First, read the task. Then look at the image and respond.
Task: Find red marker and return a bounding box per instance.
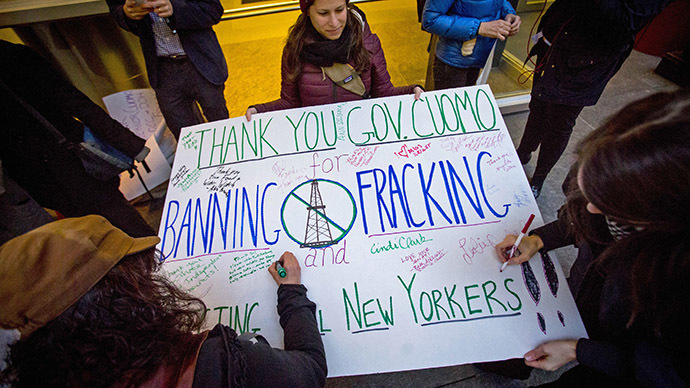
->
[500,214,536,272]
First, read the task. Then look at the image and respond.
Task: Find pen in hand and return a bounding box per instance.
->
[276,261,287,278]
[500,214,535,272]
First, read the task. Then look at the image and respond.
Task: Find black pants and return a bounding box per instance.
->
[155,57,229,139]
[516,97,584,189]
[432,55,481,90]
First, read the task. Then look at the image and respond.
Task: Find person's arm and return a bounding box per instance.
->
[239,253,327,387]
[106,0,148,35]
[422,0,512,41]
[251,47,302,115]
[422,0,480,41]
[525,338,687,387]
[168,0,223,30]
[501,1,520,36]
[18,43,146,158]
[495,206,576,267]
[532,208,576,252]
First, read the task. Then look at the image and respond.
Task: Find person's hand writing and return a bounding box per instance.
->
[495,234,543,267]
[505,14,521,36]
[148,0,173,17]
[123,0,152,20]
[268,251,302,285]
[478,19,511,40]
[524,340,578,371]
[245,106,258,121]
[413,86,423,100]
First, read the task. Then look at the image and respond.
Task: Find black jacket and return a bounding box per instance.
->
[529,0,670,106]
[193,284,327,388]
[533,210,688,387]
[0,40,146,212]
[106,0,228,87]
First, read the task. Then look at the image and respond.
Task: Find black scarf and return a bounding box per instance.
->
[300,21,353,67]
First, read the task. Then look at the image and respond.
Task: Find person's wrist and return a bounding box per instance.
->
[568,339,579,360]
[535,235,544,251]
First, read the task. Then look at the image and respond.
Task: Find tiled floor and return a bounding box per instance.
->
[132,4,679,386]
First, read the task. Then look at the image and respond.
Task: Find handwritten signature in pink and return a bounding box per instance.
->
[458,233,499,265]
[394,142,431,158]
[346,146,379,168]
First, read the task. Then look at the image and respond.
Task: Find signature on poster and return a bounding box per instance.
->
[204,166,241,196]
[400,247,447,272]
[346,146,379,168]
[458,233,499,265]
[171,165,201,192]
[394,142,431,158]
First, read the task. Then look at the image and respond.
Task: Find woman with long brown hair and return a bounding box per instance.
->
[497,89,690,386]
[0,215,326,387]
[246,0,422,120]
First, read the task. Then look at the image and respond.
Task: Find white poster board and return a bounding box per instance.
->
[158,86,587,377]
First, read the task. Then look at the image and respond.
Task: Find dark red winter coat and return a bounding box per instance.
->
[254,10,416,112]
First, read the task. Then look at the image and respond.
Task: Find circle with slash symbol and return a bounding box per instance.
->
[281,178,357,248]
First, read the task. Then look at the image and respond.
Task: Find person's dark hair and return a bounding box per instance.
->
[284,3,370,82]
[1,249,207,388]
[566,89,690,351]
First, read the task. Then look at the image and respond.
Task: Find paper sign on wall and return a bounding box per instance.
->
[158,85,587,377]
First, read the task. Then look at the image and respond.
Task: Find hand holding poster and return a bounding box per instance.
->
[158,85,587,377]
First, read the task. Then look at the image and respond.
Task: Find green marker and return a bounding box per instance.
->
[276,261,287,278]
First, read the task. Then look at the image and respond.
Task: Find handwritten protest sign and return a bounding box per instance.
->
[103,89,164,140]
[159,86,587,377]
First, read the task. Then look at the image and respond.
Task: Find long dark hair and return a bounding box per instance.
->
[566,89,690,348]
[284,3,370,82]
[1,249,207,387]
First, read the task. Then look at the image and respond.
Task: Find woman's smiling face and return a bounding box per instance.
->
[308,0,348,40]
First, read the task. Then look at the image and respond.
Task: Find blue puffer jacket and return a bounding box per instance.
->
[422,0,515,68]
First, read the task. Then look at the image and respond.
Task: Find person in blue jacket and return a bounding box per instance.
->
[422,0,520,90]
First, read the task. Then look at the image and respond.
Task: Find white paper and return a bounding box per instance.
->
[158,86,588,377]
[102,88,165,140]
